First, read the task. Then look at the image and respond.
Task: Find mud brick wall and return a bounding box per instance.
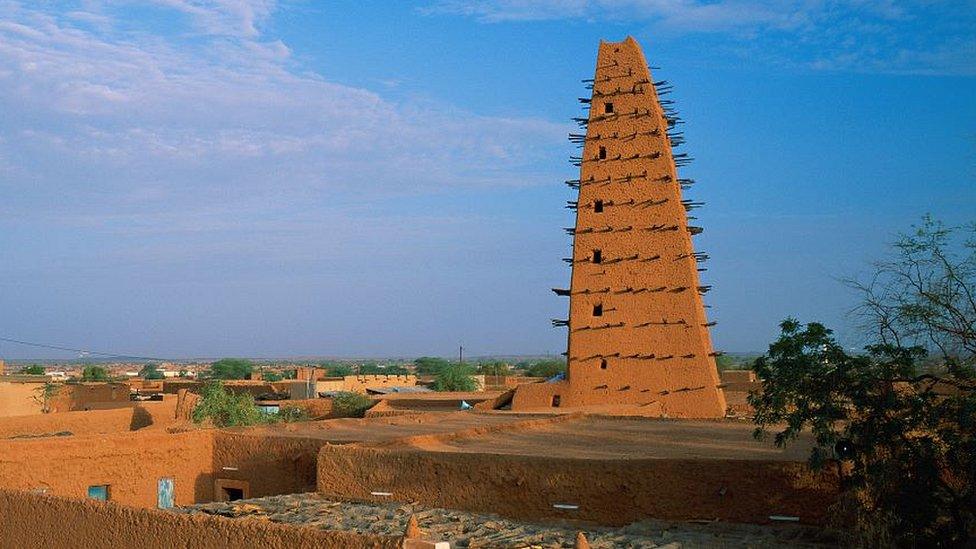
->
[318,445,837,526]
[0,489,400,549]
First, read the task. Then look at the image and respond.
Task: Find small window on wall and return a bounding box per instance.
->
[551,395,561,407]
[600,359,608,370]
[592,249,602,264]
[604,102,614,114]
[87,485,110,501]
[594,199,604,213]
[598,146,607,160]
[593,303,603,317]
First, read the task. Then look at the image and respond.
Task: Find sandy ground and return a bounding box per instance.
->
[177,493,838,548]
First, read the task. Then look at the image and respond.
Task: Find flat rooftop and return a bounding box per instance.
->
[230,412,813,462]
[225,411,525,443]
[390,415,813,461]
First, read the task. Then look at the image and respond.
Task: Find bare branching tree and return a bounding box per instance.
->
[846,216,975,375]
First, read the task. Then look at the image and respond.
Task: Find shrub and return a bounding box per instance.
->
[32,382,61,414]
[191,381,264,427]
[330,391,374,418]
[433,363,477,392]
[524,359,566,379]
[261,370,283,382]
[21,365,45,375]
[276,406,310,423]
[81,365,109,381]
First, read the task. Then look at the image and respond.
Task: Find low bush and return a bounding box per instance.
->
[331,391,374,418]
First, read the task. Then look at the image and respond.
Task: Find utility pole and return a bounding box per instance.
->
[458,345,463,365]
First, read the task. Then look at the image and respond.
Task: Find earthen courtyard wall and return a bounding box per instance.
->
[0,381,42,417]
[0,430,216,507]
[317,445,836,526]
[0,426,341,508]
[0,489,400,549]
[0,398,177,438]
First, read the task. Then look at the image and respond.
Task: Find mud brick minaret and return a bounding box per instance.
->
[512,37,726,417]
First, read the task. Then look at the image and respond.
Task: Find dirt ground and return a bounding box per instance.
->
[178,492,839,548]
[237,411,813,462]
[386,414,813,461]
[231,411,527,443]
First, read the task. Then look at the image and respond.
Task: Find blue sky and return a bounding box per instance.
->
[0,0,974,359]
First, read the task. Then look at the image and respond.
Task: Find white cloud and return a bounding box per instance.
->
[0,0,567,238]
[423,0,976,75]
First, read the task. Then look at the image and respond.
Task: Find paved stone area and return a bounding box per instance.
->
[176,493,838,548]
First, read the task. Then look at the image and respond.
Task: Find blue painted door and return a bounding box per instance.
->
[87,485,108,501]
[157,477,174,509]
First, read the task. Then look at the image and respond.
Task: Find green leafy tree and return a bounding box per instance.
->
[752,218,976,546]
[413,357,450,375]
[208,358,253,380]
[261,370,284,382]
[320,362,353,377]
[81,365,109,382]
[714,354,737,371]
[477,361,511,376]
[433,362,477,392]
[178,369,190,378]
[330,391,374,418]
[191,381,265,427]
[751,319,974,546]
[525,359,566,378]
[21,365,45,375]
[139,363,165,380]
[846,216,975,373]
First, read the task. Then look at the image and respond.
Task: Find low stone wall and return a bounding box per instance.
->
[317,446,837,526]
[0,489,400,548]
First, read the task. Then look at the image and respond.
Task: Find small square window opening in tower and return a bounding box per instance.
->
[593,303,603,317]
[594,199,604,213]
[598,146,607,160]
[600,359,608,369]
[592,249,602,264]
[605,102,614,114]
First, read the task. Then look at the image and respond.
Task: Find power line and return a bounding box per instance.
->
[0,335,170,362]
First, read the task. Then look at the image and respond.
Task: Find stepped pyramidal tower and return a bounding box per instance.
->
[512,37,726,417]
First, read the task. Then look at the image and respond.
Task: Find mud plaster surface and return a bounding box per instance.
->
[512,36,725,417]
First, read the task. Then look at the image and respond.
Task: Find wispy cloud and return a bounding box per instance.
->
[423,0,976,75]
[0,0,566,247]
